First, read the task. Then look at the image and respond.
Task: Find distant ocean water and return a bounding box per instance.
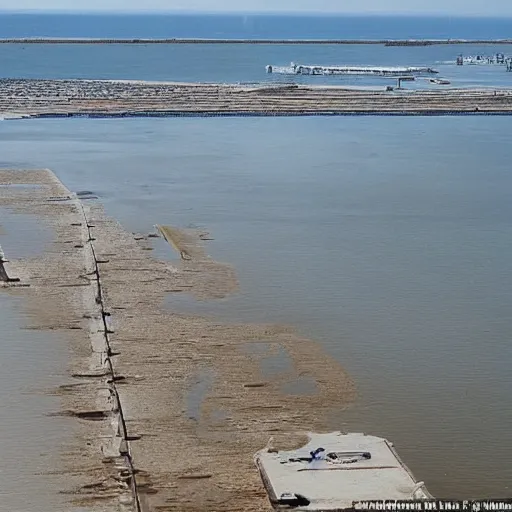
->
[2,115,512,499]
[1,13,512,40]
[1,14,512,88]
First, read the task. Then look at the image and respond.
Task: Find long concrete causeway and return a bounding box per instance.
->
[2,79,512,117]
[2,38,512,45]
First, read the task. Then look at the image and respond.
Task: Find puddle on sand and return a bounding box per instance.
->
[260,345,293,379]
[0,208,53,259]
[186,367,232,427]
[186,368,216,422]
[243,341,273,357]
[244,342,319,396]
[210,408,231,422]
[165,290,241,324]
[281,376,319,397]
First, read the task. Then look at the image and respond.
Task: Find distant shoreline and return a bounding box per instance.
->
[2,79,512,118]
[1,38,512,45]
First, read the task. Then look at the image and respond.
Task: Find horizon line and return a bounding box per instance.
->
[0,9,510,18]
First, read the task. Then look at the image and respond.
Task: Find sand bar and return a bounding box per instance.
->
[0,168,355,511]
[1,79,512,117]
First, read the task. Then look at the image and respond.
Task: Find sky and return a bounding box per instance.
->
[0,0,510,16]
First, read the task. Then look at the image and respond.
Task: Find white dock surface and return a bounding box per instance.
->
[255,432,431,511]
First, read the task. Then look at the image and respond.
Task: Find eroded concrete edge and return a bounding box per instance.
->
[74,194,143,512]
[0,171,141,511]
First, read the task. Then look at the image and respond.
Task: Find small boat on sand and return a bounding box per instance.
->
[255,432,431,511]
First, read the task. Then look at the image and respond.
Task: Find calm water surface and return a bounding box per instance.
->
[1,116,511,498]
[2,11,512,508]
[0,211,77,512]
[2,42,512,89]
[2,13,512,40]
[2,14,512,88]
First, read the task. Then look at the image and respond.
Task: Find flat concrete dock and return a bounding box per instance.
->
[255,432,431,510]
[1,79,512,117]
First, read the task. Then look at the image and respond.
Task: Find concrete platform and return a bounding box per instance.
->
[255,432,431,511]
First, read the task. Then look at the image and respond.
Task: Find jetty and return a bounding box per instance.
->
[1,79,512,117]
[2,37,512,45]
[266,63,438,76]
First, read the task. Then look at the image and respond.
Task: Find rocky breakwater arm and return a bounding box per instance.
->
[2,38,512,45]
[1,79,512,116]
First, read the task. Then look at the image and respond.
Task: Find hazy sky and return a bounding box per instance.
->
[0,0,510,15]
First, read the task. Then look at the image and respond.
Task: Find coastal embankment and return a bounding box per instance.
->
[1,79,512,117]
[1,38,512,45]
[0,168,355,511]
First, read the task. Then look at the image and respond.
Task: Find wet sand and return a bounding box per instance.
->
[1,79,512,118]
[0,169,354,511]
[0,210,80,512]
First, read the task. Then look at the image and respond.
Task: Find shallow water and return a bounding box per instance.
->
[1,41,511,89]
[1,116,512,498]
[0,210,76,512]
[3,14,512,40]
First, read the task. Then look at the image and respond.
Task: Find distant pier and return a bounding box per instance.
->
[1,38,512,45]
[266,63,438,76]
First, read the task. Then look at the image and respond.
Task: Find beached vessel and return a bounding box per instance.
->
[255,432,431,511]
[265,63,438,76]
[430,78,451,85]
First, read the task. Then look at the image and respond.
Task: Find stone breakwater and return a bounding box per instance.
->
[2,79,512,117]
[1,38,512,45]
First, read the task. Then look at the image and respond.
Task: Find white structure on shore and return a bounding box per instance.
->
[266,62,439,76]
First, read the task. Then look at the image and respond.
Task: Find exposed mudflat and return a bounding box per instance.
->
[1,79,512,117]
[0,169,355,511]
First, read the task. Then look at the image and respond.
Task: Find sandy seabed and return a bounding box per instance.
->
[0,168,355,512]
